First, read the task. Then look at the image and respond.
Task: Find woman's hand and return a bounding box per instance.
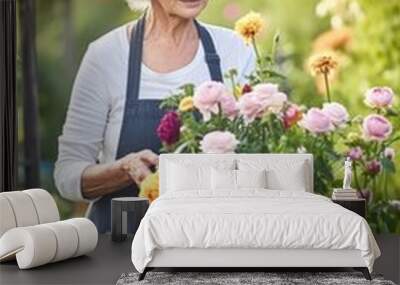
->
[118,150,159,185]
[81,149,158,199]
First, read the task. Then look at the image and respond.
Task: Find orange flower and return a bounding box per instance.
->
[312,27,352,52]
[308,51,338,76]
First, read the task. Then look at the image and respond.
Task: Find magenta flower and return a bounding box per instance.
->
[242,84,253,94]
[364,87,394,109]
[347,147,363,161]
[366,160,381,175]
[362,114,392,141]
[157,112,181,145]
[283,104,303,129]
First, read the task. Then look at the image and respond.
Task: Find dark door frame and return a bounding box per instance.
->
[19,0,40,188]
[0,0,17,192]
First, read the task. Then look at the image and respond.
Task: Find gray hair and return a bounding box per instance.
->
[126,0,151,11]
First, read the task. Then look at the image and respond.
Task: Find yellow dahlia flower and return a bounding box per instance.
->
[234,85,243,98]
[235,11,265,44]
[179,96,194,112]
[139,172,159,203]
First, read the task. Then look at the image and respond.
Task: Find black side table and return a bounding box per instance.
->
[111,197,149,242]
[332,198,366,218]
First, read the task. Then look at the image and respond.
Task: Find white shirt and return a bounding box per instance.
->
[54,22,256,202]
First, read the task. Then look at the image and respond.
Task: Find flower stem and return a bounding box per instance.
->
[251,37,261,64]
[353,163,361,191]
[323,72,332,103]
[271,31,280,65]
[383,171,388,201]
[227,70,237,97]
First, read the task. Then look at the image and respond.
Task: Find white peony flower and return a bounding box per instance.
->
[200,131,239,154]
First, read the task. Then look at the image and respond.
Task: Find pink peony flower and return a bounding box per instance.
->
[253,83,288,114]
[322,102,349,127]
[254,83,279,94]
[200,131,239,154]
[219,93,238,120]
[157,112,181,145]
[238,83,287,123]
[283,104,303,129]
[362,114,392,141]
[364,87,394,109]
[347,146,363,161]
[298,108,334,134]
[193,81,230,121]
[366,160,381,175]
[383,147,395,160]
[237,91,266,123]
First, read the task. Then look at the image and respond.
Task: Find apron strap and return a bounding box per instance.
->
[125,16,145,107]
[194,20,224,83]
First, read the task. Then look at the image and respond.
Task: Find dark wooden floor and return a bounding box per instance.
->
[0,234,398,284]
[373,234,400,284]
[0,234,134,285]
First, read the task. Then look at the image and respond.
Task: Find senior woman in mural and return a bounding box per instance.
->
[55,0,255,233]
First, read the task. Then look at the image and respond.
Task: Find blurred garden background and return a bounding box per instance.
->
[16,0,399,231]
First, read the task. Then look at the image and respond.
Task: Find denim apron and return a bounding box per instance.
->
[89,16,223,233]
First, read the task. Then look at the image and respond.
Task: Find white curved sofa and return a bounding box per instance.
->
[0,189,98,269]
